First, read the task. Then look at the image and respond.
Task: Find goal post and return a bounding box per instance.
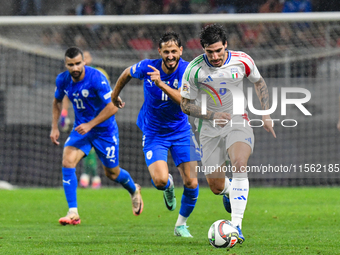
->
[1,13,340,187]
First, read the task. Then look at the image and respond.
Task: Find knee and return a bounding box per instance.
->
[152,177,168,189]
[206,177,225,195]
[62,158,76,168]
[232,158,248,172]
[104,166,119,180]
[209,184,224,195]
[184,178,198,189]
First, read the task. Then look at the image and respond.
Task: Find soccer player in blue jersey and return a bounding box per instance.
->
[111,32,201,237]
[50,47,143,225]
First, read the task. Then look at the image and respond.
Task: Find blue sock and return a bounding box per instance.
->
[151,178,170,191]
[179,184,199,217]
[62,167,78,208]
[115,168,136,194]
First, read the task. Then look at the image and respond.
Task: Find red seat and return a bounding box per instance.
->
[128,38,153,50]
[186,38,201,49]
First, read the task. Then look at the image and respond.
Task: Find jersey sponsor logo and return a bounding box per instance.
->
[104,91,112,100]
[231,68,238,79]
[218,73,224,77]
[82,89,89,97]
[146,150,152,160]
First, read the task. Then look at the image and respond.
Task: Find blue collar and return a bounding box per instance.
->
[203,50,231,67]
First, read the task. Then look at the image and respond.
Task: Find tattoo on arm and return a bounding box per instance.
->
[254,77,269,110]
[181,98,215,120]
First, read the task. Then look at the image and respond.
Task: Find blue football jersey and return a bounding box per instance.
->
[130,58,190,137]
[55,66,117,135]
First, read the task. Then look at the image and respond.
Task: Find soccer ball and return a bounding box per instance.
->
[208,220,239,248]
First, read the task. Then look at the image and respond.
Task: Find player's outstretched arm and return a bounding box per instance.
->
[147,65,182,104]
[254,77,276,138]
[75,102,118,135]
[180,97,231,127]
[112,67,132,109]
[50,98,62,145]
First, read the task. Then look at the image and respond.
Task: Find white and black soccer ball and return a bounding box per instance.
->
[208,219,239,248]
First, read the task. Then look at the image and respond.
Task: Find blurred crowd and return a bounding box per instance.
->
[22,0,340,54]
[13,0,340,16]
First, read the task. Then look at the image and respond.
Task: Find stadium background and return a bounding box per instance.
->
[0,0,339,188]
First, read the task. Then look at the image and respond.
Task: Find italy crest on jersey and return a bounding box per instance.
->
[231,68,238,79]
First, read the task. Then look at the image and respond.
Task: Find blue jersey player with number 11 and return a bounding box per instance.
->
[50,47,143,225]
[112,32,201,237]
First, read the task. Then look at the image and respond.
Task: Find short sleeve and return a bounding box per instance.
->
[130,59,148,80]
[54,74,65,101]
[95,73,112,104]
[180,64,198,100]
[177,61,189,90]
[239,53,261,83]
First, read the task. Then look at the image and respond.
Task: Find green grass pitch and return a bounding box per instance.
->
[1,187,339,254]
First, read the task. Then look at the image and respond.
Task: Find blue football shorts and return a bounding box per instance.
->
[64,129,119,168]
[142,129,201,167]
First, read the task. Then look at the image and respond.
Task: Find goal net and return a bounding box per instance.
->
[0,13,339,187]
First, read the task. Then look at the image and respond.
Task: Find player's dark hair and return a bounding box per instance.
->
[65,47,84,59]
[200,24,227,48]
[158,31,182,48]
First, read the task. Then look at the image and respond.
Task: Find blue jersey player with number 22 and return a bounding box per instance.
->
[50,47,143,226]
[112,32,201,237]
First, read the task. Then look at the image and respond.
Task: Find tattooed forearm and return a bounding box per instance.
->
[254,77,269,110]
[181,97,215,120]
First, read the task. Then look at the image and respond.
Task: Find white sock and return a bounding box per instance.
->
[219,177,230,196]
[230,177,249,228]
[169,178,174,188]
[175,214,188,226]
[69,207,78,214]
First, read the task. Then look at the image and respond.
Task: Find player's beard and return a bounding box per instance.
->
[71,68,83,81]
[163,57,179,71]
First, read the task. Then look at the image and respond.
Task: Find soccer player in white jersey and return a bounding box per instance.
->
[180,24,276,243]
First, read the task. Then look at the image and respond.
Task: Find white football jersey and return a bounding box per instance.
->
[181,50,261,137]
